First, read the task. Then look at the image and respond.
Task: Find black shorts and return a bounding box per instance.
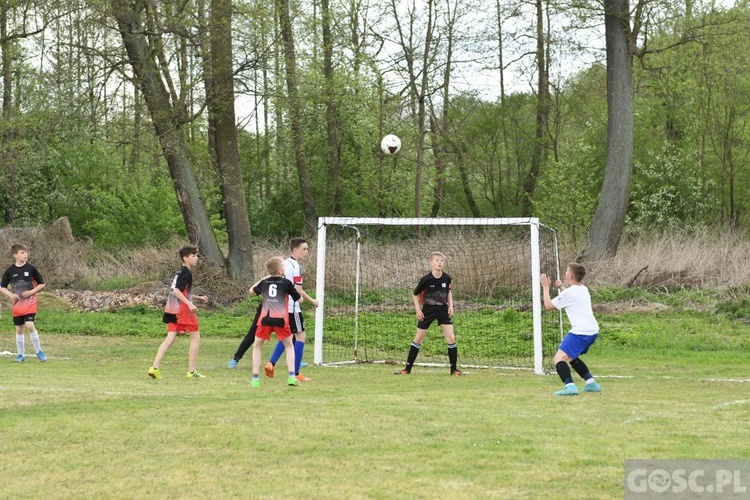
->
[289,312,304,334]
[417,306,451,329]
[13,314,36,326]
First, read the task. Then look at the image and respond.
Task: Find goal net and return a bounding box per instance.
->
[312,217,562,374]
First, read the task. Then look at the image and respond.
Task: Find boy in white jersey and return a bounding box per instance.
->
[541,262,601,396]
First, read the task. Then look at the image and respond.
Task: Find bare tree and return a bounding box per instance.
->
[583,0,636,260]
[521,0,550,216]
[389,0,437,225]
[111,0,225,267]
[321,0,342,215]
[207,0,254,280]
[276,0,317,235]
[1,0,49,224]
[430,0,473,221]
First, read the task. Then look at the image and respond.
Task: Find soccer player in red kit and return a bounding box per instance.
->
[0,244,47,362]
[249,256,301,387]
[148,245,208,380]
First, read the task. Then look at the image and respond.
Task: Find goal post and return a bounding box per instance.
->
[313,217,562,374]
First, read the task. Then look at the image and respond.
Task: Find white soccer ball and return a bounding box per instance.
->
[381,134,401,155]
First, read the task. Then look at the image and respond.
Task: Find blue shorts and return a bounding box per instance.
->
[559,333,598,359]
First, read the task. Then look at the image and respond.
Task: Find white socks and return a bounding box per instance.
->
[30,330,42,352]
[15,331,41,356]
[16,333,25,356]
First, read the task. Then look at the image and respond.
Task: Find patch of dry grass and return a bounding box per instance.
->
[3,220,749,307]
[0,219,276,304]
[579,228,750,290]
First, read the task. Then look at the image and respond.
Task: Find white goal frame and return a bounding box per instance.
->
[313,217,558,375]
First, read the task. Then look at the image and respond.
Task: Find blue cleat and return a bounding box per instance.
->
[227,359,238,369]
[15,354,25,363]
[554,384,579,396]
[582,381,601,393]
[37,350,47,362]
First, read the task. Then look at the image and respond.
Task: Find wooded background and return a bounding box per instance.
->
[1,0,747,280]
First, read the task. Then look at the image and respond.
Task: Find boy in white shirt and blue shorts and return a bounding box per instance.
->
[541,262,601,396]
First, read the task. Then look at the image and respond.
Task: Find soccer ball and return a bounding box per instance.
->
[381,134,401,155]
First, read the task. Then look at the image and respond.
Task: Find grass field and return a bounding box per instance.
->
[2,311,749,498]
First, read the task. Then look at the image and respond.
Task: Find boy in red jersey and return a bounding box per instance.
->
[0,244,47,362]
[249,256,301,388]
[148,245,208,380]
[264,237,318,382]
[228,238,318,378]
[395,251,462,376]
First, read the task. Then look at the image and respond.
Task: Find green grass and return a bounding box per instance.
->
[2,307,750,497]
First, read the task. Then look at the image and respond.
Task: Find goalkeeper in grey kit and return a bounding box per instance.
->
[395,251,462,376]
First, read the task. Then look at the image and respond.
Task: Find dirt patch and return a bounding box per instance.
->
[51,289,167,312]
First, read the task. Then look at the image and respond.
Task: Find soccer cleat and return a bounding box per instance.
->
[295,374,311,382]
[288,376,300,387]
[450,369,463,376]
[36,350,47,362]
[582,381,601,393]
[393,369,410,375]
[250,378,260,388]
[554,384,579,396]
[148,367,162,379]
[264,362,275,379]
[186,371,206,379]
[227,359,238,369]
[15,354,25,363]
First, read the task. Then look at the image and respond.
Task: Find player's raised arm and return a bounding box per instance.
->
[540,274,556,311]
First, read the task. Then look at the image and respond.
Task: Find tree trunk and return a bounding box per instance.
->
[208,0,254,281]
[111,0,225,268]
[1,0,16,224]
[277,0,317,235]
[321,0,342,215]
[429,0,460,225]
[429,113,444,220]
[414,0,434,223]
[583,0,634,261]
[390,0,435,233]
[521,0,549,216]
[457,151,480,217]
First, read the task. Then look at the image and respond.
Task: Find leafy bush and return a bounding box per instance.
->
[45,139,184,248]
[534,140,600,247]
[628,146,714,227]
